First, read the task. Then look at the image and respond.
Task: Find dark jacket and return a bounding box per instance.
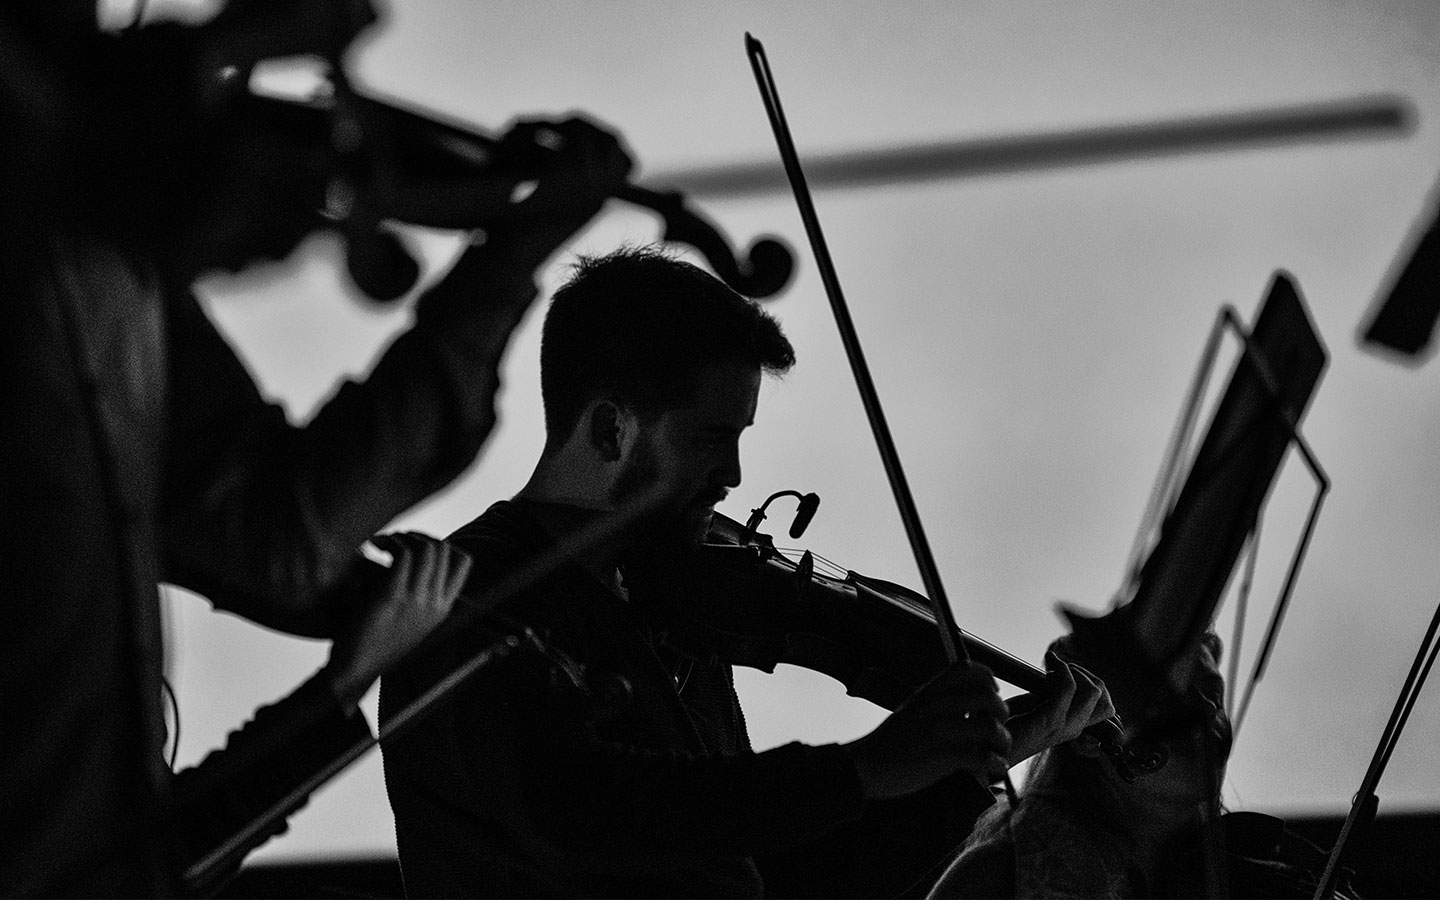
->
[0,221,534,895]
[381,501,994,898]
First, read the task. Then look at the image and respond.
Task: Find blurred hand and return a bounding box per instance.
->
[383,115,634,329]
[325,532,472,708]
[1004,649,1115,765]
[468,115,635,272]
[373,114,634,270]
[842,660,1011,800]
[499,116,634,226]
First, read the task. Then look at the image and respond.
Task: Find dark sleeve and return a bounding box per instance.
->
[160,255,536,635]
[512,649,867,858]
[534,735,866,858]
[168,670,372,895]
[756,770,998,898]
[386,634,867,864]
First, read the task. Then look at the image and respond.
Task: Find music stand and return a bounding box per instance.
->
[1120,271,1329,704]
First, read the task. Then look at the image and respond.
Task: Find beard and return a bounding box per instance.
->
[610,436,725,553]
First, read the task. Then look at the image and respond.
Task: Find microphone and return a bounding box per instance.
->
[742,490,821,541]
[789,492,820,539]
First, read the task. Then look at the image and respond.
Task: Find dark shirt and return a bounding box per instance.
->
[381,501,994,898]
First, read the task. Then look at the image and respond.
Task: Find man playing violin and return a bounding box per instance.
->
[381,246,1114,898]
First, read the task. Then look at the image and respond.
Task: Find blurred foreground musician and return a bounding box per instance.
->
[381,248,1114,898]
[0,2,628,893]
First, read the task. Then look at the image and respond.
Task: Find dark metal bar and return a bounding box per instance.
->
[654,95,1412,197]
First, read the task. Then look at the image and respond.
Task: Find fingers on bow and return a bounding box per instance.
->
[369,532,472,614]
[1043,650,1116,731]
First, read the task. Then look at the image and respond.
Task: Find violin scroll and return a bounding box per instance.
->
[621,185,795,299]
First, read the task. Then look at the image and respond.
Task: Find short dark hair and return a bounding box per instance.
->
[540,246,795,443]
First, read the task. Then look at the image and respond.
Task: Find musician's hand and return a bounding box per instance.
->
[324,532,471,709]
[1003,649,1115,764]
[479,115,635,269]
[842,660,1011,800]
[412,116,634,334]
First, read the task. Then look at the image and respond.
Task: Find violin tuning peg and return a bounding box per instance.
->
[792,550,815,597]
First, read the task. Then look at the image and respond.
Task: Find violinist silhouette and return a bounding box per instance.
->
[930,622,1233,899]
[0,1,631,893]
[379,247,1114,899]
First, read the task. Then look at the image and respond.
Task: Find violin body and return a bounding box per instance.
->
[633,516,941,711]
[246,90,795,301]
[629,511,1064,712]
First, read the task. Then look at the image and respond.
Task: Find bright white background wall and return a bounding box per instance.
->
[154,1,1440,862]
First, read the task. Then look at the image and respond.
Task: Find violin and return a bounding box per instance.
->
[625,506,1136,765]
[182,0,794,302]
[246,89,795,302]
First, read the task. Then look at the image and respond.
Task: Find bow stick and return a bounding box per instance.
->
[745,35,1033,807]
[745,33,969,670]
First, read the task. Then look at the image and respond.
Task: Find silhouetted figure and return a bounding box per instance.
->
[0,2,629,893]
[929,622,1232,898]
[380,248,1113,898]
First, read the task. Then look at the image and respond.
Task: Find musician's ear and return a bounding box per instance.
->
[586,398,640,463]
[587,399,623,461]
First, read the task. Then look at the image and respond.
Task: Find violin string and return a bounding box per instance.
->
[776,546,846,578]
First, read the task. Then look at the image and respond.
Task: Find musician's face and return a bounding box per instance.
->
[611,360,761,549]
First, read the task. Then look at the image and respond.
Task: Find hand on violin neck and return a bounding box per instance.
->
[369,116,634,311]
[841,659,1011,801]
[1003,649,1117,765]
[413,118,631,338]
[449,117,634,270]
[505,116,633,253]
